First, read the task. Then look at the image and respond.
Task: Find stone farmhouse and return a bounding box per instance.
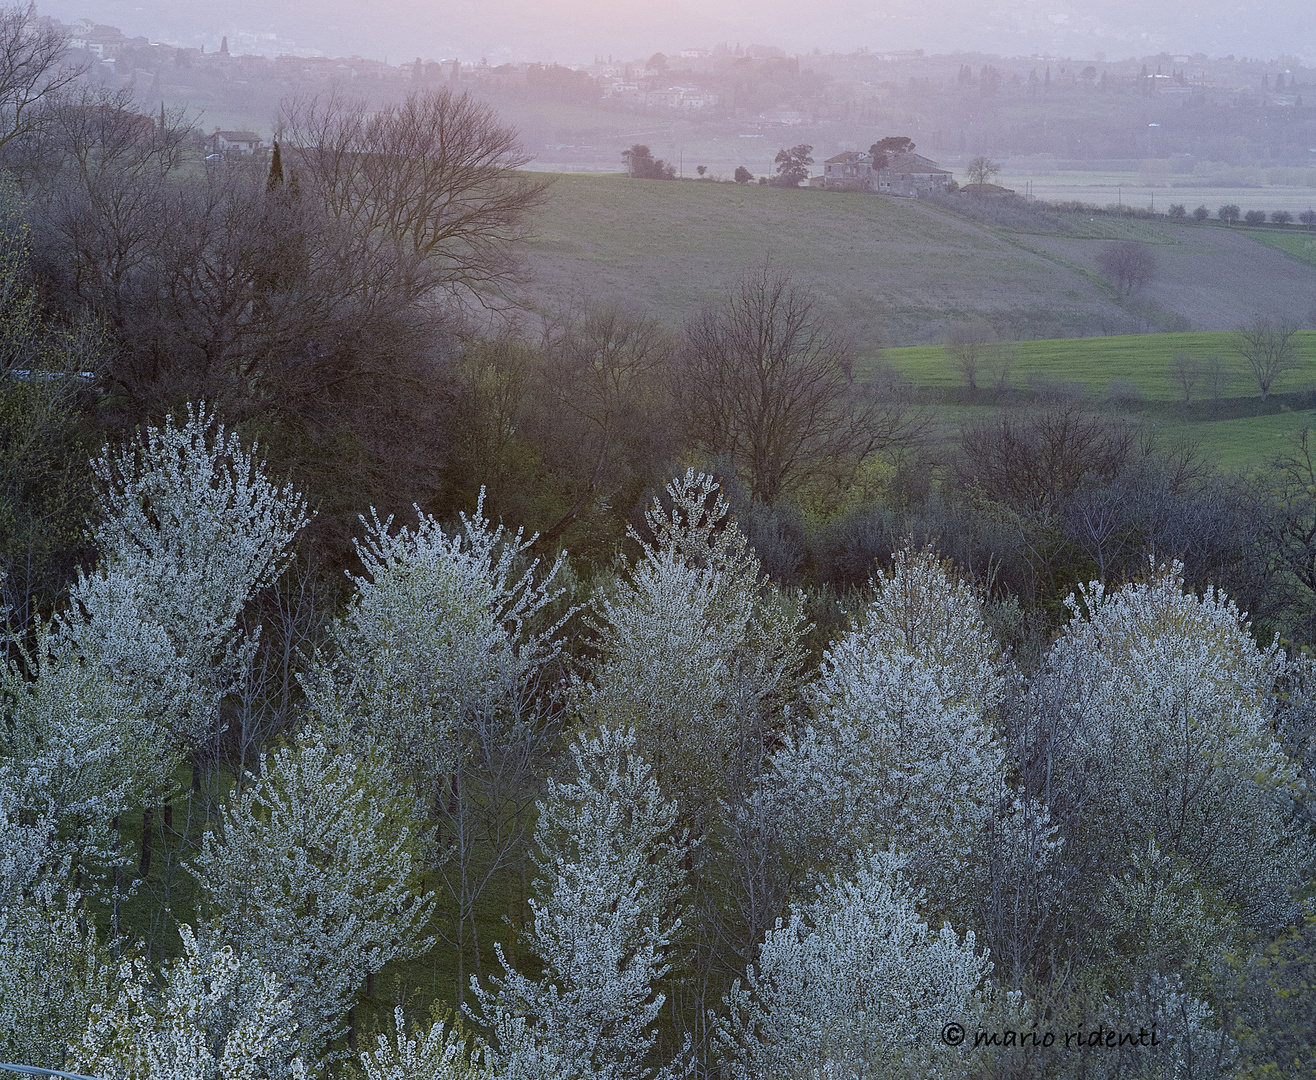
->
[207,130,263,158]
[817,150,953,195]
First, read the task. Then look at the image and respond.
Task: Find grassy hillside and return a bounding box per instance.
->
[1246,228,1316,269]
[515,173,1316,345]
[516,173,1121,344]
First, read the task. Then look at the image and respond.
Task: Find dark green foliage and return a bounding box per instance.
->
[624,144,676,180]
[770,143,813,187]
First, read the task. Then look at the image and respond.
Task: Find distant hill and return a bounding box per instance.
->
[514,174,1316,347]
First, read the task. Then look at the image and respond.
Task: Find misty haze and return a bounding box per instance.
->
[2,2,1316,1080]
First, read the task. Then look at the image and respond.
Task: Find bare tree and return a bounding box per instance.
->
[1096,240,1157,299]
[531,303,676,544]
[965,155,1001,188]
[956,401,1135,519]
[1202,353,1231,404]
[0,3,83,155]
[1168,351,1199,404]
[280,88,552,303]
[677,265,923,504]
[1233,315,1302,400]
[946,317,1007,392]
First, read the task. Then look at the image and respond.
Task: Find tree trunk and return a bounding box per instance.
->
[139,805,155,877]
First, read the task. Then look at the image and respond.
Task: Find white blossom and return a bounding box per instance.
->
[72,924,301,1080]
[0,764,117,1066]
[1046,562,1307,928]
[717,849,991,1080]
[303,492,569,787]
[76,402,309,752]
[357,1007,492,1080]
[765,546,1007,908]
[472,727,689,1080]
[577,470,805,814]
[4,404,309,837]
[192,728,434,1064]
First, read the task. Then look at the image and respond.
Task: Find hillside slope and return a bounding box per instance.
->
[514,174,1316,345]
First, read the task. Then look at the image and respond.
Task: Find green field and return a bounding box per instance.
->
[880,331,1316,399]
[1245,227,1316,269]
[878,331,1316,468]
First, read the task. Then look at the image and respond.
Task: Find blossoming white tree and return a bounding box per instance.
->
[303,493,569,793]
[472,727,689,1080]
[358,1007,492,1080]
[5,404,310,854]
[0,761,118,1066]
[193,728,434,1064]
[1045,562,1307,929]
[72,925,302,1080]
[765,547,1009,911]
[577,470,805,821]
[717,850,991,1080]
[80,402,310,763]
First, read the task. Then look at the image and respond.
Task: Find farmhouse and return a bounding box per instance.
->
[208,130,262,157]
[821,150,953,195]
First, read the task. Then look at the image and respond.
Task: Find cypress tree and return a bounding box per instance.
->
[266,140,284,192]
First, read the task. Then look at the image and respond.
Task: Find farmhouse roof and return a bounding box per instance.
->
[825,150,868,164]
[886,152,950,173]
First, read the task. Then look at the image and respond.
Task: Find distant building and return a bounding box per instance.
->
[208,129,262,157]
[959,182,1017,197]
[821,149,953,195]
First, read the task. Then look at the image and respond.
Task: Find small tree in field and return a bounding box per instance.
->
[733,165,752,184]
[1168,351,1200,404]
[771,144,813,187]
[1193,205,1210,222]
[1300,209,1316,228]
[1272,210,1293,224]
[1233,315,1302,400]
[965,156,1001,188]
[946,318,1006,392]
[1219,204,1241,224]
[1096,240,1157,299]
[623,144,675,180]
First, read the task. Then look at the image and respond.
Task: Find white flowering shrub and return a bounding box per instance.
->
[76,403,310,754]
[766,547,1008,909]
[193,728,434,1064]
[0,765,118,1066]
[304,493,569,788]
[358,1006,492,1080]
[717,849,991,1080]
[472,727,689,1080]
[577,470,805,815]
[0,894,119,1067]
[1047,562,1307,929]
[72,924,301,1080]
[4,405,309,839]
[842,544,1007,711]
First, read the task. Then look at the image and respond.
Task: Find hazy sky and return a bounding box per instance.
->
[40,0,1315,62]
